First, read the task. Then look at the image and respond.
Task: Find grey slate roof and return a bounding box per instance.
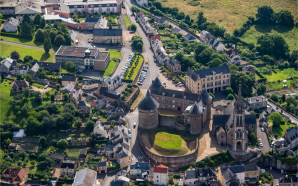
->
[62,75,76,82]
[105,143,114,151]
[20,65,29,71]
[85,17,100,23]
[187,65,230,80]
[197,168,216,177]
[185,169,197,180]
[138,90,159,111]
[61,160,75,169]
[99,161,107,167]
[2,60,11,69]
[93,26,122,37]
[244,164,258,171]
[117,147,129,158]
[82,78,101,85]
[171,27,181,33]
[201,89,212,101]
[50,154,66,158]
[183,33,196,41]
[245,115,257,125]
[286,127,298,142]
[221,165,245,174]
[213,115,230,126]
[36,62,61,70]
[4,17,19,27]
[78,100,90,107]
[130,162,150,170]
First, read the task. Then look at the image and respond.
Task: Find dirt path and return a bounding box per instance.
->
[32,86,52,93]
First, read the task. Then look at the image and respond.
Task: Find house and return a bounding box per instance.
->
[226,49,241,64]
[23,180,50,186]
[93,120,108,138]
[97,147,105,155]
[49,154,66,163]
[153,163,168,185]
[171,27,181,34]
[136,0,147,7]
[110,180,130,186]
[155,47,169,66]
[28,62,61,78]
[184,169,197,186]
[244,164,261,184]
[278,177,298,186]
[2,168,28,184]
[130,162,150,178]
[93,24,123,44]
[186,65,231,94]
[242,65,256,75]
[11,64,20,76]
[90,98,108,110]
[284,127,298,150]
[197,168,217,185]
[62,75,77,87]
[135,12,158,36]
[167,57,181,75]
[99,87,121,99]
[13,129,26,140]
[3,17,19,32]
[81,17,100,30]
[82,79,101,90]
[108,107,124,119]
[78,101,91,114]
[19,65,29,75]
[218,165,245,184]
[104,143,115,157]
[245,96,267,111]
[79,149,87,162]
[102,75,121,91]
[61,160,76,177]
[11,80,30,92]
[109,125,129,146]
[98,161,108,174]
[72,168,99,186]
[115,147,129,169]
[200,30,225,52]
[183,33,197,43]
[0,59,12,74]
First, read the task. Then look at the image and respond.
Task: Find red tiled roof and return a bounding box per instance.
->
[151,36,161,40]
[13,168,28,182]
[2,168,21,177]
[153,164,168,173]
[90,100,96,107]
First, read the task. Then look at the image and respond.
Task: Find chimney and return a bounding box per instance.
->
[285,132,287,137]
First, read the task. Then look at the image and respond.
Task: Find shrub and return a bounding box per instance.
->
[227,94,235,100]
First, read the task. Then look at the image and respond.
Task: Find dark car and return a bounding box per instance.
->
[77,70,82,74]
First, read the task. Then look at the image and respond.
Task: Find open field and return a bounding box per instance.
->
[241,25,297,51]
[0,43,55,62]
[154,132,183,149]
[157,0,297,31]
[263,68,297,82]
[0,79,13,123]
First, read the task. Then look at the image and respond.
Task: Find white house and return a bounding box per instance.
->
[3,17,19,33]
[153,163,168,185]
[13,129,26,140]
[19,65,29,75]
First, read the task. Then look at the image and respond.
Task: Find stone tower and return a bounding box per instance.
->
[138,90,159,130]
[201,89,212,120]
[188,102,203,135]
[231,85,248,152]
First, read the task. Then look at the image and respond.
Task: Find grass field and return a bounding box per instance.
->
[124,16,131,29]
[241,25,297,51]
[157,0,297,31]
[103,50,122,77]
[0,79,13,123]
[154,132,183,149]
[32,83,45,89]
[263,68,297,82]
[103,60,117,77]
[272,124,295,138]
[0,43,55,62]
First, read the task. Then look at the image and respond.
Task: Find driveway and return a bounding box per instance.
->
[256,122,271,153]
[32,86,52,93]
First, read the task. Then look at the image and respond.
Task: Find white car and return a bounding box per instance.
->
[129,134,132,139]
[128,129,131,134]
[259,138,262,142]
[133,122,136,128]
[261,127,265,132]
[259,143,263,147]
[44,85,48,89]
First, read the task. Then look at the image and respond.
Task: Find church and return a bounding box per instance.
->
[212,85,259,160]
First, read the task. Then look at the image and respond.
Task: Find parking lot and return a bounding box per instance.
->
[137,63,149,86]
[158,69,185,91]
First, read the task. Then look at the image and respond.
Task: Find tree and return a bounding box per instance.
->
[74,118,82,128]
[34,29,44,42]
[10,51,20,60]
[50,29,58,43]
[86,120,95,132]
[33,13,42,25]
[256,83,266,95]
[39,136,47,148]
[130,24,137,32]
[198,48,214,65]
[16,74,22,80]
[230,71,255,97]
[224,86,233,95]
[21,22,33,37]
[248,131,257,146]
[286,156,297,166]
[57,139,68,149]
[256,6,275,24]
[207,58,223,68]
[20,118,27,128]
[39,17,46,29]
[63,93,70,102]
[64,61,76,72]
[132,36,143,50]
[227,94,235,100]
[197,12,207,26]
[22,14,32,25]
[269,112,283,128]
[23,74,33,85]
[224,31,233,40]
[168,177,174,186]
[56,84,61,90]
[72,13,79,22]
[276,10,294,26]
[208,160,215,167]
[41,117,55,134]
[54,34,66,46]
[23,87,30,98]
[26,116,40,136]
[44,36,51,53]
[197,161,205,168]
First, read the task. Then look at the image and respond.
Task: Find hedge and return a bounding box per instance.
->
[122,79,133,83]
[255,69,264,78]
[258,78,267,83]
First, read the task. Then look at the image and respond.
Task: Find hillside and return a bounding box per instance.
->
[157,0,297,31]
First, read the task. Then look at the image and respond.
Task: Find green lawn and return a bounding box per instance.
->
[0,43,55,62]
[67,148,83,159]
[272,124,295,138]
[0,79,13,123]
[79,18,86,22]
[124,16,131,29]
[241,25,297,51]
[154,132,183,149]
[263,68,297,82]
[108,49,122,59]
[103,50,122,77]
[124,55,143,81]
[32,83,45,89]
[103,60,117,77]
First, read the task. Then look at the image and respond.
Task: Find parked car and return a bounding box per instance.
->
[259,138,262,142]
[133,122,136,128]
[129,134,132,139]
[44,85,48,89]
[128,129,131,134]
[261,127,265,132]
[260,143,263,147]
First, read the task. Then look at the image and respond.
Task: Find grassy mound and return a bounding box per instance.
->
[155,132,183,149]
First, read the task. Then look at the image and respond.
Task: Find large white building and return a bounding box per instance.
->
[153,164,168,185]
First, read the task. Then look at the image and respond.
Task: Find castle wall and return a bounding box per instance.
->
[138,109,159,130]
[159,116,187,133]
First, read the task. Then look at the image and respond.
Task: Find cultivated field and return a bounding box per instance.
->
[157,0,297,31]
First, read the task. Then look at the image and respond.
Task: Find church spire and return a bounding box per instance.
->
[235,84,245,114]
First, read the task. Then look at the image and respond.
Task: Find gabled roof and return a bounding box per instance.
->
[153,164,168,174]
[117,147,129,158]
[2,60,11,69]
[82,78,101,85]
[61,160,75,169]
[213,115,230,126]
[188,65,230,79]
[85,17,100,23]
[4,17,19,27]
[78,100,90,107]
[245,115,257,125]
[183,33,196,41]
[197,168,216,177]
[244,164,259,171]
[130,162,150,170]
[11,80,29,89]
[20,65,29,71]
[36,62,61,70]
[221,165,245,174]
[79,149,87,155]
[285,127,298,142]
[99,161,107,167]
[73,168,97,186]
[61,75,76,82]
[12,168,28,182]
[171,27,181,33]
[138,90,159,111]
[50,154,66,158]
[93,27,122,37]
[185,169,197,180]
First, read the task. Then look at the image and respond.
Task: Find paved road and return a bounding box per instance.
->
[256,124,271,153]
[268,101,298,124]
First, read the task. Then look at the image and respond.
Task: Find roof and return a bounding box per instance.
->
[85,17,100,23]
[2,60,11,69]
[138,90,159,111]
[93,26,122,37]
[99,161,107,167]
[79,149,87,155]
[285,127,298,142]
[222,168,239,185]
[62,82,75,92]
[20,65,29,71]
[61,160,75,169]
[197,168,216,177]
[187,65,230,79]
[244,164,259,171]
[36,62,61,70]
[246,95,266,104]
[279,177,298,183]
[24,180,49,185]
[4,17,19,27]
[153,164,168,174]
[221,165,245,174]
[185,169,196,180]
[168,57,180,67]
[213,115,230,126]
[171,27,181,33]
[73,168,97,186]
[130,162,150,170]
[245,115,257,125]
[61,75,76,82]
[13,129,25,138]
[56,45,99,58]
[50,154,66,158]
[110,180,129,186]
[183,33,196,41]
[78,100,91,107]
[151,35,161,40]
[82,79,101,85]
[201,89,212,101]
[117,147,129,158]
[105,143,115,151]
[13,168,28,182]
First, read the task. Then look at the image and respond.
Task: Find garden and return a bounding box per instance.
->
[123,53,143,82]
[121,84,135,101]
[102,49,122,77]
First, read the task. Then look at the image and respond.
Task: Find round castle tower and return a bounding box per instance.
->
[201,89,212,120]
[138,90,159,130]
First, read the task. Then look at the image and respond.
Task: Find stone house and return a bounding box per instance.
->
[200,30,225,52]
[78,101,91,114]
[242,65,256,75]
[167,57,181,75]
[183,33,197,43]
[153,163,168,185]
[93,24,123,44]
[73,168,98,186]
[98,162,108,174]
[93,120,108,138]
[0,60,12,74]
[278,177,298,186]
[218,167,241,186]
[3,17,19,32]
[245,95,267,111]
[19,65,29,75]
[90,98,108,110]
[218,165,246,184]
[49,154,66,163]
[82,79,102,90]
[13,129,26,140]
[102,75,121,91]
[108,107,124,119]
[79,149,87,162]
[60,160,76,177]
[284,127,298,150]
[61,75,77,87]
[135,12,157,36]
[11,80,29,92]
[130,162,150,178]
[226,49,241,64]
[2,168,28,184]
[81,17,101,30]
[186,65,231,94]
[115,147,129,169]
[244,164,261,184]
[197,168,217,185]
[28,62,61,78]
[184,169,197,186]
[11,64,20,76]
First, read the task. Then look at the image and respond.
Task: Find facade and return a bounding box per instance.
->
[0,60,12,73]
[29,62,61,78]
[19,65,29,75]
[244,164,261,184]
[245,95,267,111]
[55,46,110,70]
[153,163,168,185]
[98,162,107,174]
[72,168,98,186]
[11,80,29,92]
[93,24,123,44]
[82,79,101,90]
[279,177,298,186]
[115,147,129,168]
[135,12,157,36]
[186,65,231,94]
[197,168,217,185]
[200,30,225,52]
[61,75,77,87]
[61,160,76,177]
[3,17,19,32]
[167,57,181,75]
[78,101,91,114]
[102,75,121,91]
[130,162,150,178]
[81,17,107,30]
[285,127,298,150]
[63,0,121,14]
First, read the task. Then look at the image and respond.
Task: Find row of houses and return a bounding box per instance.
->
[135,12,158,36]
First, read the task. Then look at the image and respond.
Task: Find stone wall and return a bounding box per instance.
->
[139,109,159,130]
[138,130,199,171]
[159,116,187,133]
[118,86,140,111]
